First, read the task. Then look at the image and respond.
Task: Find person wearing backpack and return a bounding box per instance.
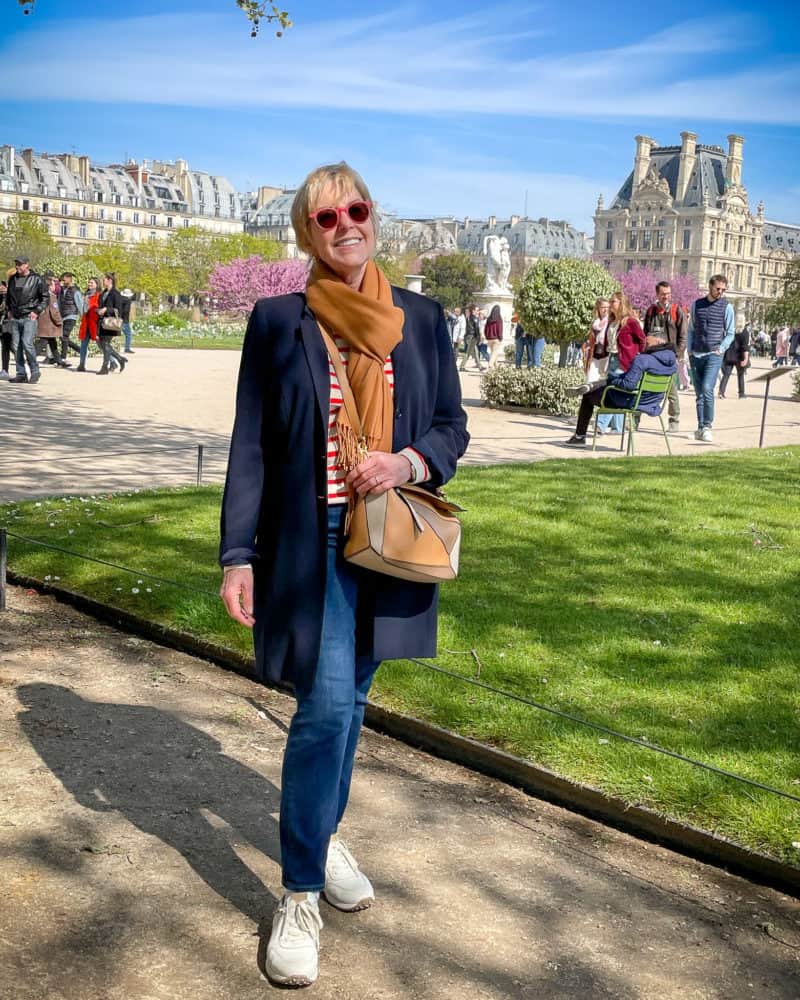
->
[643,280,687,433]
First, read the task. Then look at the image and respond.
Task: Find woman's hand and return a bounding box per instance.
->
[346,451,412,498]
[219,567,256,628]
[97,307,106,316]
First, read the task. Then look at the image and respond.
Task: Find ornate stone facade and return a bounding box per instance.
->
[593,132,797,321]
[0,145,243,252]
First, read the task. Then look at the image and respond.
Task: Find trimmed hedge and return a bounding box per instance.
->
[481,363,585,415]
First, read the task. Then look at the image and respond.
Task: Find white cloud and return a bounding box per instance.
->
[1,9,799,125]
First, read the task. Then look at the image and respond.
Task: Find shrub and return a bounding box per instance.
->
[793,370,800,402]
[481,363,584,415]
[145,312,190,330]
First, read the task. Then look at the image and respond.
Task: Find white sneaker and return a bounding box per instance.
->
[324,837,375,912]
[265,892,323,988]
[701,427,713,443]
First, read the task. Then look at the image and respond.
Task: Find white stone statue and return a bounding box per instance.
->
[483,235,512,294]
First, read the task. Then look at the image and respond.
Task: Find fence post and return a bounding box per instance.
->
[196,444,204,486]
[0,528,7,612]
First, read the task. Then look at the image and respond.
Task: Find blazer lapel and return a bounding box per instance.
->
[299,310,330,433]
[390,287,411,449]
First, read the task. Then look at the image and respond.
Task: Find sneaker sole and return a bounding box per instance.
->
[265,968,317,988]
[322,891,373,912]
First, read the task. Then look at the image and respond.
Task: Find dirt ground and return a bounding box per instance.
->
[1,586,799,1000]
[0,350,798,501]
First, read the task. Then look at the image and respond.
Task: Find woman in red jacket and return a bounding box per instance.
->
[77,276,100,372]
[484,303,504,368]
[596,291,645,434]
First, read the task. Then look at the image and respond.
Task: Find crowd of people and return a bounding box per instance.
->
[444,305,547,372]
[0,257,135,383]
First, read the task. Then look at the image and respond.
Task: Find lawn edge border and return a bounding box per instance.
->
[8,571,799,900]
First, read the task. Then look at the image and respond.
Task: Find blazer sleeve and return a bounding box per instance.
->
[219,304,271,566]
[406,306,469,488]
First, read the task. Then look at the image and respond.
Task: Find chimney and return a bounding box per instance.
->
[510,214,520,226]
[633,135,656,187]
[22,147,34,171]
[675,130,697,203]
[488,215,496,228]
[124,162,143,192]
[256,185,281,209]
[726,134,744,187]
[463,216,470,229]
[78,155,90,188]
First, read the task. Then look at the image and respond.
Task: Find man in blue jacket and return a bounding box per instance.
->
[565,328,676,445]
[687,274,735,443]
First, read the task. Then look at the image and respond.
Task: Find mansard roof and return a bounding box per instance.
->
[611,144,729,210]
[457,217,590,259]
[762,220,800,255]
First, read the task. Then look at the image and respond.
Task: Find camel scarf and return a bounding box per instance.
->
[306,259,404,471]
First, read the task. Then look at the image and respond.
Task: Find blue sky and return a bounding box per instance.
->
[1,0,798,233]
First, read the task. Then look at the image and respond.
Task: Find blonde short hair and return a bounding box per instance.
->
[291,161,377,257]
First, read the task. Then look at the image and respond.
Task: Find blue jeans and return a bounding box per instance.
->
[515,336,533,368]
[9,317,39,377]
[122,322,133,352]
[690,352,723,428]
[596,356,623,432]
[280,504,380,892]
[532,336,545,368]
[79,337,91,367]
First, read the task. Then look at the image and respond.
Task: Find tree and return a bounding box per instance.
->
[419,253,483,311]
[208,257,308,313]
[0,213,57,271]
[37,252,96,288]
[765,258,800,329]
[516,258,617,367]
[375,250,416,288]
[614,266,703,313]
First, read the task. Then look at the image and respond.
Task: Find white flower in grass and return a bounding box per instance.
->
[35,502,41,507]
[53,576,60,581]
[137,579,143,584]
[115,587,123,592]
[146,588,152,593]
[131,588,140,594]
[44,575,52,581]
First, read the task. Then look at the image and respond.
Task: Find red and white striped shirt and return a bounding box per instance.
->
[327,334,395,504]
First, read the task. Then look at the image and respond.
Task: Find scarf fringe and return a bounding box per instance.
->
[336,422,381,473]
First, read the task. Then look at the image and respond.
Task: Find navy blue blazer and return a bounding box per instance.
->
[219,287,469,686]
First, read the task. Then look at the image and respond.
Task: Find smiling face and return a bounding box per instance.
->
[307,182,376,288]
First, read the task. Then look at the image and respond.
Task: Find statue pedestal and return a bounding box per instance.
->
[475,289,515,340]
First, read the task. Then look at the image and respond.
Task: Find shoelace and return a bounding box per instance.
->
[277,895,323,944]
[327,839,360,879]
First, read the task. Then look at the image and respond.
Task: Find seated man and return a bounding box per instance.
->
[565,329,676,445]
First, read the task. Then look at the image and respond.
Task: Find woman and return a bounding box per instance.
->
[484,303,504,368]
[718,326,750,399]
[582,298,609,383]
[96,273,127,375]
[77,277,100,372]
[0,280,12,379]
[596,291,645,435]
[37,275,67,368]
[219,162,468,989]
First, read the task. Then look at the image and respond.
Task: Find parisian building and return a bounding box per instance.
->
[0,145,243,252]
[593,132,797,320]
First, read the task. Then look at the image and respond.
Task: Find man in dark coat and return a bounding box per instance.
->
[6,256,47,383]
[565,328,676,445]
[719,325,750,398]
[643,280,687,432]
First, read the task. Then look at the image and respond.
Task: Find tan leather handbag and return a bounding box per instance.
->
[320,327,463,584]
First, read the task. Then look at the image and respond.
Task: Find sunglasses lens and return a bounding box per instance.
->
[315,209,339,230]
[348,201,370,223]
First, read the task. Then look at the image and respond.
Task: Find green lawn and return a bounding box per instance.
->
[3,449,799,862]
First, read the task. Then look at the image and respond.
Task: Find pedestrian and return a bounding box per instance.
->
[37,275,68,367]
[583,297,610,383]
[219,161,468,989]
[58,273,83,364]
[459,304,484,372]
[77,277,100,372]
[773,326,790,367]
[477,308,490,364]
[484,304,504,368]
[0,280,10,380]
[643,280,687,433]
[513,313,534,369]
[789,328,800,367]
[120,288,135,353]
[96,273,127,375]
[596,290,644,435]
[687,274,735,443]
[6,256,47,384]
[451,306,466,357]
[718,325,750,399]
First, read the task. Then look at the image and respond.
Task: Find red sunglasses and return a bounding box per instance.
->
[308,199,372,231]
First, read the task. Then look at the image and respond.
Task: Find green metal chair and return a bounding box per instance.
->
[591,373,674,456]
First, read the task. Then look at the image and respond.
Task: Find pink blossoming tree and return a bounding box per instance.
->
[613,267,704,313]
[208,257,309,314]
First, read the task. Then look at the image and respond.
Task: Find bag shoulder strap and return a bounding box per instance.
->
[317,322,365,442]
